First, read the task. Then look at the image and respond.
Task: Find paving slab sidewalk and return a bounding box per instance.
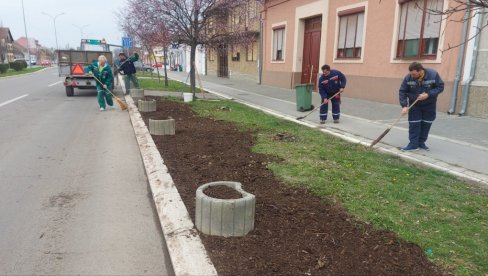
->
[160,71,488,186]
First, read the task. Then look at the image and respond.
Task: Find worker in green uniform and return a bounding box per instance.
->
[86,55,114,111]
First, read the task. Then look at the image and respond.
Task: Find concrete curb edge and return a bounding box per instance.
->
[121,77,218,276]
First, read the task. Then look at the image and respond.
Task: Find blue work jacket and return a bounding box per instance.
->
[318,70,346,97]
[399,68,444,107]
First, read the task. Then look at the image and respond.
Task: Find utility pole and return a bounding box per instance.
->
[42,12,65,50]
[72,24,89,41]
[21,0,31,67]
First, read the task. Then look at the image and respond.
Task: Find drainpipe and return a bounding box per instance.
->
[448,8,470,114]
[258,18,263,84]
[459,11,483,116]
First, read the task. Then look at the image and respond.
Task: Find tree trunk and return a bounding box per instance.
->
[163,46,169,87]
[190,43,197,97]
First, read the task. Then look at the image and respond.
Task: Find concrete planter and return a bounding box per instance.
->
[138,99,156,112]
[149,118,175,135]
[195,181,255,237]
[130,88,144,98]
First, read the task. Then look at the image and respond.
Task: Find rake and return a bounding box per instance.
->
[369,98,420,148]
[92,75,128,111]
[296,90,342,121]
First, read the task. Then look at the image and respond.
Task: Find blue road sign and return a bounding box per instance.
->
[122,37,133,48]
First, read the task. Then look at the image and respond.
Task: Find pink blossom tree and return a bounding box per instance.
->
[121,0,262,96]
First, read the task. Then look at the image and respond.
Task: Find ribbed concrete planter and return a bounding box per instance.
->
[149,118,175,135]
[196,181,255,237]
[130,88,145,98]
[138,99,156,112]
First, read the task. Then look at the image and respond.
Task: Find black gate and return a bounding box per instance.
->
[218,44,228,78]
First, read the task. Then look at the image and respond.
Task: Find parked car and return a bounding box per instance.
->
[151,63,168,69]
[41,60,52,66]
[133,61,153,72]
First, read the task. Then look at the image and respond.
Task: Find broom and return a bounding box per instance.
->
[92,75,128,111]
[369,98,420,148]
[296,90,342,120]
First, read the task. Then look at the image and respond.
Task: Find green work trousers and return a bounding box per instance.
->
[97,89,113,108]
[124,74,140,95]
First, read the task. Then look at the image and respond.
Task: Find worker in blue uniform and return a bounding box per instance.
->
[399,62,444,151]
[318,64,346,124]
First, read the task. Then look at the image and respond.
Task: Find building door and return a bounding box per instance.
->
[301,16,322,89]
[218,44,228,78]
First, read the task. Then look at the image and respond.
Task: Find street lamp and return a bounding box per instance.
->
[72,24,89,41]
[41,12,65,50]
[21,0,31,67]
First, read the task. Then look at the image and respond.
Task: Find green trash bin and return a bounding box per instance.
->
[295,83,314,112]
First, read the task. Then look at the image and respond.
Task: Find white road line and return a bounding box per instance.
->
[0,94,29,107]
[48,81,63,87]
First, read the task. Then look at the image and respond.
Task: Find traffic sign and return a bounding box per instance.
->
[82,39,102,45]
[122,37,133,48]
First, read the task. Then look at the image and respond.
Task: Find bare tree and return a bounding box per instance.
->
[118,1,172,86]
[121,0,261,97]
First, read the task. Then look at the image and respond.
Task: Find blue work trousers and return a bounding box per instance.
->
[407,101,436,147]
[319,93,341,121]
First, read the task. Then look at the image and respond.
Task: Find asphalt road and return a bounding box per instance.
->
[0,68,172,275]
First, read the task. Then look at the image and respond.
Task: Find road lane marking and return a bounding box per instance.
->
[0,94,29,107]
[48,81,63,87]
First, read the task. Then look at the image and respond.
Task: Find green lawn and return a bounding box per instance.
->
[138,77,194,93]
[0,67,44,78]
[184,99,488,275]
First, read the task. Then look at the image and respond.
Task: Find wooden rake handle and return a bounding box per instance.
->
[296,90,342,120]
[369,98,420,147]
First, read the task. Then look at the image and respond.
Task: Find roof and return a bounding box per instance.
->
[0,27,14,43]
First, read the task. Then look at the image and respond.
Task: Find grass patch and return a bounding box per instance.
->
[0,67,44,78]
[188,99,488,275]
[138,77,193,92]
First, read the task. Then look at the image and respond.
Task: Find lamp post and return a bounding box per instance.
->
[72,24,89,41]
[41,12,65,51]
[21,0,31,67]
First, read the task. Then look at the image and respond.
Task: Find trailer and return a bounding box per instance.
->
[57,39,114,97]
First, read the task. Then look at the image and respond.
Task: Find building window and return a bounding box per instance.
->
[397,0,443,59]
[231,45,240,62]
[273,27,285,61]
[337,8,365,59]
[246,42,257,61]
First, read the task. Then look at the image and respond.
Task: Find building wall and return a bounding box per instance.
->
[262,0,466,113]
[467,12,488,118]
[262,0,328,89]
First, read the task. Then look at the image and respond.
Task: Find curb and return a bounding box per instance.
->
[121,76,217,275]
[169,77,488,187]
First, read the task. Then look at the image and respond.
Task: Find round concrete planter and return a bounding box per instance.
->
[130,88,145,98]
[195,181,255,237]
[149,118,175,135]
[138,99,156,112]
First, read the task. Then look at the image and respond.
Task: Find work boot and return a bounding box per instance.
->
[320,120,326,124]
[401,144,418,152]
[419,143,430,151]
[333,119,339,124]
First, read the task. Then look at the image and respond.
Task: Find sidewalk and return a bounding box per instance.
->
[163,71,488,185]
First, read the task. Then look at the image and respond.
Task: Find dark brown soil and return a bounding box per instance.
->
[140,97,447,276]
[204,185,243,199]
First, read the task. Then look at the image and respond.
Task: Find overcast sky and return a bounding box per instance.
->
[0,0,128,49]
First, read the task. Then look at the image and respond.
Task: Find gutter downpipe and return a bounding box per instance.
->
[448,7,470,114]
[258,19,263,84]
[459,10,483,116]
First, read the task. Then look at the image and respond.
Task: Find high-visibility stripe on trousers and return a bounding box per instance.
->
[407,101,436,147]
[320,93,341,121]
